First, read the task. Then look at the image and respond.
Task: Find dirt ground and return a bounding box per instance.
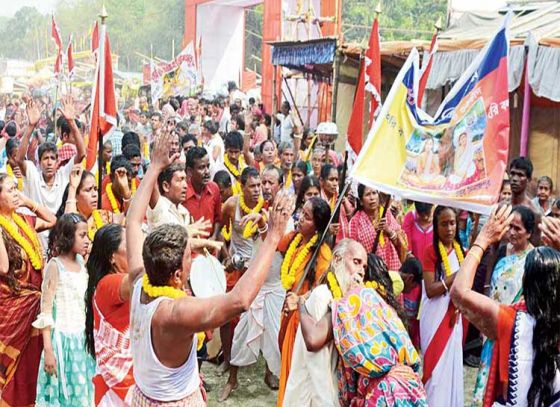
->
[202,357,479,406]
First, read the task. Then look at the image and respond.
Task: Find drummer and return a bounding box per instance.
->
[220,166,266,370]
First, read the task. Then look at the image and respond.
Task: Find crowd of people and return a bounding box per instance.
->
[0,85,559,407]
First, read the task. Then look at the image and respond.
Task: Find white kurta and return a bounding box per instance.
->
[283,285,340,407]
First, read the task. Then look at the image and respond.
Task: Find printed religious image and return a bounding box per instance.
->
[397,98,488,193]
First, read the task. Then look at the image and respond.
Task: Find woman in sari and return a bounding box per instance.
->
[471,205,534,406]
[0,173,56,406]
[419,206,465,407]
[451,205,560,407]
[57,166,114,242]
[348,184,407,271]
[277,197,332,406]
[85,224,140,406]
[320,164,351,242]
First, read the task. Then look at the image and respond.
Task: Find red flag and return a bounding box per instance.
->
[87,24,117,170]
[418,31,439,106]
[365,17,381,128]
[53,52,62,75]
[346,60,366,159]
[51,15,63,75]
[91,21,99,55]
[51,15,62,49]
[66,35,75,75]
[347,15,381,159]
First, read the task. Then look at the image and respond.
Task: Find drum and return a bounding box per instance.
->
[189,252,227,298]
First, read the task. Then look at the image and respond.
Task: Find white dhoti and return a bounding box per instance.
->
[230,251,285,376]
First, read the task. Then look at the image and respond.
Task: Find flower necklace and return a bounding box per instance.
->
[224,154,246,179]
[88,210,106,242]
[6,165,23,191]
[142,274,205,350]
[281,233,318,290]
[365,280,386,295]
[438,240,465,277]
[106,180,137,214]
[0,213,43,270]
[106,183,121,214]
[221,220,232,242]
[326,271,342,300]
[239,194,264,239]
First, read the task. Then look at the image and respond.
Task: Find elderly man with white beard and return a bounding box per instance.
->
[279,239,366,406]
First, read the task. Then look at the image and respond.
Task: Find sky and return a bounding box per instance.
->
[0,0,58,17]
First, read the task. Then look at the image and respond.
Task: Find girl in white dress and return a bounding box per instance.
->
[34,213,95,406]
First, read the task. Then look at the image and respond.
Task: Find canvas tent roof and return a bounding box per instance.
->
[378,1,560,101]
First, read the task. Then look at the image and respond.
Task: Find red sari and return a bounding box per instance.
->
[0,220,43,406]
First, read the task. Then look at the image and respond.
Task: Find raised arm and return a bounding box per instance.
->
[16,98,42,175]
[167,191,295,333]
[451,205,514,340]
[64,165,83,214]
[58,96,86,163]
[126,132,179,283]
[17,193,56,232]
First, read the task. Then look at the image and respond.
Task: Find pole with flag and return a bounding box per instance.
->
[417,17,441,107]
[66,34,75,94]
[88,5,117,208]
[51,15,63,125]
[346,2,381,164]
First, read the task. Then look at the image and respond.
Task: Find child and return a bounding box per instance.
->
[33,213,95,406]
[400,257,423,350]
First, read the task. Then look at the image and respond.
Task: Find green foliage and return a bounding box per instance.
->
[0,0,184,71]
[0,0,447,70]
[342,0,448,43]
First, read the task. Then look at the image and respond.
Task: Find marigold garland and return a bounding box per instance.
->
[239,194,264,239]
[0,213,43,270]
[365,280,386,295]
[6,165,23,191]
[105,180,137,214]
[281,233,318,290]
[223,153,246,179]
[221,220,232,242]
[438,240,464,277]
[231,181,242,196]
[88,210,106,242]
[105,183,121,214]
[142,274,205,350]
[326,271,342,300]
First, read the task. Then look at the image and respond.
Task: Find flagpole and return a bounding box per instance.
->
[97,5,108,209]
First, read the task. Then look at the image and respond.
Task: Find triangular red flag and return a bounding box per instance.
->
[67,35,75,76]
[417,31,439,106]
[51,15,63,50]
[365,17,381,128]
[87,25,117,170]
[91,21,99,55]
[346,60,366,159]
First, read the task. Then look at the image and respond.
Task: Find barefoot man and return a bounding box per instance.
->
[126,133,294,405]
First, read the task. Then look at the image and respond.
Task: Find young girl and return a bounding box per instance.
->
[33,213,95,405]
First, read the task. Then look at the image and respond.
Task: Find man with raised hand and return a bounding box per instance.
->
[126,132,294,405]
